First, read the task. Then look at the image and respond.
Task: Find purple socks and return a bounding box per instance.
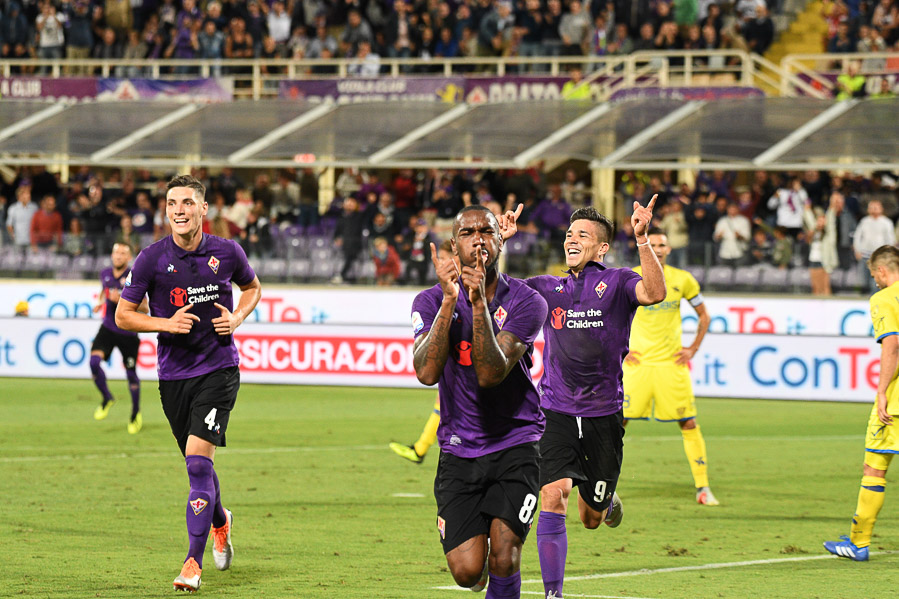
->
[125,368,140,419]
[211,469,227,528]
[89,355,112,403]
[537,511,567,598]
[485,571,521,598]
[185,455,217,568]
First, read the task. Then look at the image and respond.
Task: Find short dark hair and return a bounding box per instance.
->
[453,205,498,237]
[166,174,206,201]
[647,226,665,237]
[569,207,614,243]
[869,245,899,271]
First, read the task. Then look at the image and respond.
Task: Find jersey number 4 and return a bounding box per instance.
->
[204,408,218,431]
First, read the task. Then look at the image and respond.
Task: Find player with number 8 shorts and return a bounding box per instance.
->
[412,206,548,598]
[116,175,262,593]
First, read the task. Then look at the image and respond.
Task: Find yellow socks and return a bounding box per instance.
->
[681,424,709,489]
[413,402,440,457]
[850,476,886,548]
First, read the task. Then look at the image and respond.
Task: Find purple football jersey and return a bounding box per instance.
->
[411,274,548,458]
[100,266,137,336]
[120,234,256,381]
[526,262,642,417]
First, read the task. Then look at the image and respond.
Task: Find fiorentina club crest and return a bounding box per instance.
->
[595,281,608,299]
[208,255,220,274]
[493,306,507,329]
[189,498,208,515]
[437,516,446,539]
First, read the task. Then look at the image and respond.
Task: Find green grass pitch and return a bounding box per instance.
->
[1,378,896,598]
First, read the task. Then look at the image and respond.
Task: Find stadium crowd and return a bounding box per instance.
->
[0,0,804,72]
[2,165,899,293]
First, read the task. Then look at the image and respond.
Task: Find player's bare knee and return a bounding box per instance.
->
[540,482,570,513]
[581,513,603,529]
[679,418,696,430]
[449,565,483,588]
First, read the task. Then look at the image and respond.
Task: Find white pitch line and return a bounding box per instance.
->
[626,435,857,443]
[392,493,425,498]
[0,444,385,464]
[521,552,899,584]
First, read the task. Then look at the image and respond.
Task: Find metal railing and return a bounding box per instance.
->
[0,50,834,100]
[781,52,899,98]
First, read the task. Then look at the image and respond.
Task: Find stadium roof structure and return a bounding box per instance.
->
[0,96,898,171]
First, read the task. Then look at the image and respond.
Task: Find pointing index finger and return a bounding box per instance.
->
[513,203,523,220]
[647,193,658,212]
[430,242,439,269]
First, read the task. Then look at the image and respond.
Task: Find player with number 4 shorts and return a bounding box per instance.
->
[499,199,666,599]
[116,175,261,592]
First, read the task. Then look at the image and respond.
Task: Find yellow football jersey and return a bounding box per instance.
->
[869,281,899,410]
[629,265,702,364]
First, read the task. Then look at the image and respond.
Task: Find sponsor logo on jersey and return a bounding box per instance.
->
[550,306,566,329]
[455,341,472,366]
[449,435,462,446]
[170,287,188,307]
[554,283,564,293]
[493,306,507,330]
[595,281,608,300]
[412,311,424,334]
[208,255,220,274]
[437,516,446,539]
[189,498,208,515]
[167,263,177,273]
[124,272,132,286]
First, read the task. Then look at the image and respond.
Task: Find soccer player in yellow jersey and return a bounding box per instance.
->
[622,228,718,505]
[824,245,899,561]
[390,240,454,464]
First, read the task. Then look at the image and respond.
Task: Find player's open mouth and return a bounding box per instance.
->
[173,218,189,224]
[567,248,581,256]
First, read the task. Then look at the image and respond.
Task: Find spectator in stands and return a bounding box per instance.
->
[767,176,808,238]
[713,202,751,267]
[372,236,402,286]
[541,0,564,56]
[2,2,30,58]
[341,8,374,57]
[478,0,515,57]
[659,198,689,268]
[559,0,590,55]
[854,199,896,293]
[198,18,225,74]
[94,27,123,59]
[610,22,635,54]
[348,39,381,75]
[749,226,773,265]
[287,25,309,59]
[435,26,459,58]
[561,66,591,99]
[333,196,368,284]
[531,184,572,260]
[827,21,856,53]
[271,171,299,224]
[64,0,94,73]
[36,0,67,73]
[30,194,64,252]
[871,0,899,45]
[63,217,88,256]
[307,24,338,58]
[743,4,774,54]
[827,190,859,268]
[7,186,38,252]
[836,61,866,99]
[804,205,837,295]
[224,16,254,74]
[239,207,272,260]
[106,0,133,41]
[115,214,141,251]
[560,168,589,208]
[400,217,433,286]
[129,192,155,235]
[516,0,545,68]
[226,187,255,230]
[266,0,291,52]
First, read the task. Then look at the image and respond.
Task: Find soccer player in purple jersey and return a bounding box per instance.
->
[90,241,147,434]
[116,175,261,593]
[501,197,665,599]
[412,205,549,598]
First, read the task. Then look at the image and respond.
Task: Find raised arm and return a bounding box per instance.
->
[413,243,459,386]
[462,247,528,388]
[633,194,666,306]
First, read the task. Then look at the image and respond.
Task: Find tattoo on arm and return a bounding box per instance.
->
[471,302,527,387]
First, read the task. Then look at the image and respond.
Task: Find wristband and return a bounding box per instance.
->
[636,237,650,247]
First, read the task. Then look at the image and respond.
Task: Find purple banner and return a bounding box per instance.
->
[0,77,97,100]
[610,86,764,102]
[280,77,465,103]
[97,78,233,102]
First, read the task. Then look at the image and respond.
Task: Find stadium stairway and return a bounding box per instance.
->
[765,0,828,66]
